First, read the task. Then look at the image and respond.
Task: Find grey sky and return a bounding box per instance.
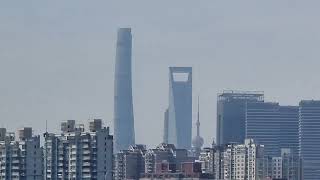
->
[1,1,320,147]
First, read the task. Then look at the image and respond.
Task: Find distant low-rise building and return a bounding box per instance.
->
[264,148,300,180]
[144,143,196,175]
[197,148,215,175]
[115,143,205,179]
[197,139,265,180]
[114,144,146,180]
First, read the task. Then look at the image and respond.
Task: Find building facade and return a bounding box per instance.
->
[246,102,280,157]
[299,100,320,179]
[216,91,264,145]
[245,102,299,157]
[197,148,215,175]
[199,139,265,180]
[114,144,146,180]
[167,67,192,149]
[0,127,43,180]
[43,119,113,180]
[114,27,135,152]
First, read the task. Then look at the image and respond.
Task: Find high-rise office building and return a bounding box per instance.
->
[167,67,192,149]
[246,102,280,157]
[43,119,113,180]
[216,91,264,145]
[114,28,135,152]
[245,102,299,157]
[278,106,299,156]
[0,128,43,180]
[299,100,320,179]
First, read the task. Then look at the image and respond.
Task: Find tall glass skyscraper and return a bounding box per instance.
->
[167,67,192,149]
[246,102,280,157]
[299,100,320,179]
[278,106,299,156]
[245,102,299,157]
[114,28,135,152]
[216,91,264,145]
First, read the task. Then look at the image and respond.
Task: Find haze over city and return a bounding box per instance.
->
[2,0,320,149]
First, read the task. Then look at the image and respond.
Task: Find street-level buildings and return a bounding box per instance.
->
[114,143,199,180]
[114,144,146,180]
[198,139,265,180]
[263,148,300,180]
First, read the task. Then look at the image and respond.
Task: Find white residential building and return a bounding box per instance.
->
[0,127,43,180]
[43,119,113,180]
[213,139,265,180]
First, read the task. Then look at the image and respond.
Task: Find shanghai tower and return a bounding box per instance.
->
[114,28,135,152]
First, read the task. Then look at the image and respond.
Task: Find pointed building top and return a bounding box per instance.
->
[192,96,204,149]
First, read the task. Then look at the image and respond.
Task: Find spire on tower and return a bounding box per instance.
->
[192,95,204,154]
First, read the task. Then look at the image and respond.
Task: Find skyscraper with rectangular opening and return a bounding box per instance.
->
[114,28,135,152]
[167,67,192,149]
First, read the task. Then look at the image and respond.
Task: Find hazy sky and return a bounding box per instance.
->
[1,1,320,148]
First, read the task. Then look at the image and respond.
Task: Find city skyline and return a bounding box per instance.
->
[2,1,320,148]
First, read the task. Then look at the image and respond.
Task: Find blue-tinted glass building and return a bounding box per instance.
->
[299,100,320,179]
[245,102,299,157]
[167,67,192,149]
[278,106,299,156]
[114,28,135,152]
[216,91,264,145]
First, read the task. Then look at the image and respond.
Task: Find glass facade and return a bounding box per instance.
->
[216,91,264,145]
[299,100,320,179]
[167,67,192,149]
[114,28,135,152]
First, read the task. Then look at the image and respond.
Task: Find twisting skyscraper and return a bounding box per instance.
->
[114,28,135,152]
[166,67,192,149]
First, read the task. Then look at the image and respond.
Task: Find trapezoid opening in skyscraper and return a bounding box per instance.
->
[166,67,192,149]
